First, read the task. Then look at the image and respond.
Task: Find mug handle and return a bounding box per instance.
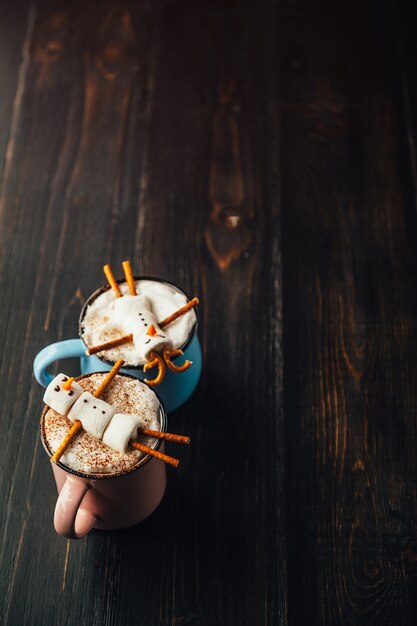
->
[33,339,86,387]
[54,475,97,539]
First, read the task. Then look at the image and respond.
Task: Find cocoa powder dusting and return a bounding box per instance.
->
[42,373,162,476]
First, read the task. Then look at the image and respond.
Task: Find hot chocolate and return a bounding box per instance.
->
[80,279,197,367]
[41,372,164,476]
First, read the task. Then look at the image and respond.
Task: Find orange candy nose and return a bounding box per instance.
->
[63,377,75,390]
[147,324,158,336]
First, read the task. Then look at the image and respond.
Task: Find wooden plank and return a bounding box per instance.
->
[0,1,155,624]
[143,2,284,622]
[0,1,284,624]
[0,0,33,174]
[396,2,417,222]
[281,1,417,624]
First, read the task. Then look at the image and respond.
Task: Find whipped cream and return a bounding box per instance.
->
[42,373,162,476]
[81,280,196,366]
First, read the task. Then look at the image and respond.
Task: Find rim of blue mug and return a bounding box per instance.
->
[78,275,198,370]
[40,371,168,480]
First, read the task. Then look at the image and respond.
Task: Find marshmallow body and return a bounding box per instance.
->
[43,374,83,415]
[114,294,172,361]
[102,413,143,452]
[67,392,115,439]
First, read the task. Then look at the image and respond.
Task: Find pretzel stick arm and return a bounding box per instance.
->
[86,334,133,355]
[130,440,179,468]
[50,421,83,464]
[122,261,137,295]
[139,428,190,444]
[159,297,199,328]
[93,359,125,398]
[103,264,122,298]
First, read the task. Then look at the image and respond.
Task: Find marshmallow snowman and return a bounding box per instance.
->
[113,294,173,361]
[67,392,116,439]
[44,372,154,455]
[102,412,143,452]
[43,374,83,416]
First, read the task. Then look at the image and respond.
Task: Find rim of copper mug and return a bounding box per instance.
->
[40,371,168,481]
[78,275,198,369]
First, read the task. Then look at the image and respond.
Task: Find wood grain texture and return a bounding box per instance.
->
[282,0,417,624]
[0,0,33,173]
[5,0,417,623]
[0,1,283,625]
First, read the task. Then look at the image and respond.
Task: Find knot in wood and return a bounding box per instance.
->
[205,207,252,270]
[31,13,74,64]
[92,9,138,80]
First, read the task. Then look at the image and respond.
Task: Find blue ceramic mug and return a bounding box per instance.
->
[33,277,202,413]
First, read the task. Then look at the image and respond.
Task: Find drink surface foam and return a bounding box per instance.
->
[80,280,196,366]
[42,373,162,476]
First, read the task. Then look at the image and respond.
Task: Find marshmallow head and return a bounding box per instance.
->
[67,392,115,439]
[43,374,83,416]
[132,312,173,361]
[102,413,143,453]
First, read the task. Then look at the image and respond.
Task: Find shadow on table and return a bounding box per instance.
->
[63,364,271,622]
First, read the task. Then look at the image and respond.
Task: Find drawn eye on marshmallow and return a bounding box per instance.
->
[67,392,116,440]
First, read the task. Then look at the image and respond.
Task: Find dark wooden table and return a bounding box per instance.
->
[1,0,416,624]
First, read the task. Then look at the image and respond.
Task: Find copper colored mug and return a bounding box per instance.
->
[40,404,167,539]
